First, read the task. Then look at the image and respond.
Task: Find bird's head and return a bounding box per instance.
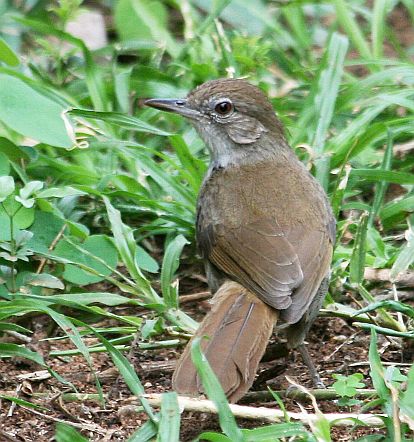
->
[145,79,285,164]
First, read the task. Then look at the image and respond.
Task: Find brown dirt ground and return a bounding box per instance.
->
[1,287,413,441]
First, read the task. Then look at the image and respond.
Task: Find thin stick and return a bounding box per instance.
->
[242,388,377,403]
[0,429,20,442]
[36,224,67,274]
[19,405,107,435]
[364,268,414,286]
[179,291,211,304]
[142,393,385,427]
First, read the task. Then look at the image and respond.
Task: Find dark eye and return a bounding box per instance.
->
[215,100,233,115]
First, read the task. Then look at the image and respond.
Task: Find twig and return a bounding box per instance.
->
[0,429,20,442]
[242,388,377,403]
[19,405,107,435]
[324,331,361,361]
[7,384,21,417]
[4,331,32,344]
[349,361,412,368]
[394,140,414,157]
[0,391,103,404]
[392,283,405,330]
[36,224,67,274]
[364,268,414,287]
[142,393,385,427]
[179,291,211,304]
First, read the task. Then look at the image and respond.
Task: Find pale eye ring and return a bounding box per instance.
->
[214,100,233,116]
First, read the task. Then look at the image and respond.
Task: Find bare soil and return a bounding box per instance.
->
[1,286,412,441]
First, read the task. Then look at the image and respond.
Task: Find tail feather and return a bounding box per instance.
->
[172,281,278,403]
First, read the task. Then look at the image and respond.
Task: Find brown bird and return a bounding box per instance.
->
[145,79,335,403]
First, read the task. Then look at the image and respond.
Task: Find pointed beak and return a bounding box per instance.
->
[144,98,201,120]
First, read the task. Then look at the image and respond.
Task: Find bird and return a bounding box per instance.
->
[145,78,335,403]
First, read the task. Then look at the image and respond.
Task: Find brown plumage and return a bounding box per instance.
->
[172,281,277,402]
[145,79,335,402]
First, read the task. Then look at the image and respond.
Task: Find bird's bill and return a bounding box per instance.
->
[144,98,201,120]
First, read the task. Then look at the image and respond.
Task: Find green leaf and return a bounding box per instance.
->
[390,220,414,281]
[0,153,10,175]
[191,337,244,441]
[369,330,390,407]
[128,420,157,442]
[0,74,72,148]
[0,137,29,162]
[368,131,393,225]
[15,180,44,208]
[79,321,158,423]
[0,176,15,202]
[0,395,46,410]
[68,108,170,136]
[157,392,180,442]
[26,211,65,253]
[311,32,348,187]
[0,342,47,365]
[0,37,19,66]
[36,186,86,199]
[0,322,31,334]
[193,0,270,35]
[332,0,372,60]
[55,423,89,442]
[0,199,35,241]
[196,433,231,442]
[332,373,365,398]
[16,17,109,112]
[399,364,414,430]
[114,0,179,57]
[349,212,369,285]
[103,196,157,300]
[25,273,65,290]
[49,292,133,307]
[169,135,207,192]
[371,0,388,59]
[242,423,309,440]
[350,169,414,185]
[161,235,189,308]
[136,245,159,273]
[54,235,118,285]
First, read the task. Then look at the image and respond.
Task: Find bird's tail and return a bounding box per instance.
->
[172,281,278,403]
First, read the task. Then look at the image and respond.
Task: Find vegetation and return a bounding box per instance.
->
[0,0,414,440]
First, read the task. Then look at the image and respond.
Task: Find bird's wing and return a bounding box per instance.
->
[198,217,304,310]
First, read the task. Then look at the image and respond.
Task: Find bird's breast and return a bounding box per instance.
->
[197,158,330,232]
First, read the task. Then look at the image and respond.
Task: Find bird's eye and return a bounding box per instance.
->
[215,100,233,116]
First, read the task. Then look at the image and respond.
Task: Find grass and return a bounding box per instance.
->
[0,0,414,440]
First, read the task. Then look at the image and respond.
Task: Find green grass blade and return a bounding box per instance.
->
[157,392,181,442]
[371,0,388,59]
[103,196,159,301]
[161,234,189,309]
[390,218,414,280]
[169,135,207,192]
[55,423,89,442]
[312,32,348,187]
[128,420,158,442]
[368,330,395,437]
[69,109,171,136]
[399,364,414,428]
[15,17,109,111]
[79,320,159,424]
[368,130,393,225]
[350,169,414,185]
[349,212,369,285]
[332,0,372,61]
[191,337,244,442]
[242,422,309,440]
